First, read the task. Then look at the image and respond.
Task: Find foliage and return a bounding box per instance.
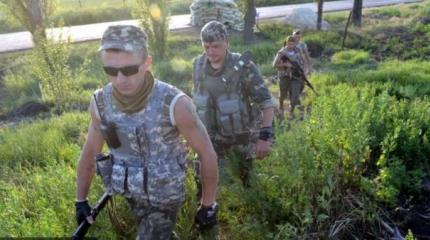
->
[133,0,170,60]
[331,49,370,66]
[0,0,57,43]
[0,112,89,168]
[54,6,131,26]
[0,163,116,238]
[2,67,41,113]
[153,56,193,94]
[302,30,343,57]
[256,21,292,41]
[31,37,89,112]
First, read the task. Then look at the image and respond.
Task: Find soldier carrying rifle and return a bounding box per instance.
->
[75,25,219,239]
[272,36,315,119]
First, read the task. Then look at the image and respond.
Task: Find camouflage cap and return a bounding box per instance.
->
[99,25,148,55]
[200,20,228,43]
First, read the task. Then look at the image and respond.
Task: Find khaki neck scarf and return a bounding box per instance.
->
[111,71,155,114]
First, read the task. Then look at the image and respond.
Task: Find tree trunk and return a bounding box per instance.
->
[317,0,324,30]
[243,0,256,43]
[352,0,363,27]
[27,0,48,44]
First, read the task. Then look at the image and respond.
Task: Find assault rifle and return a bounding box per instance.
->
[280,55,318,96]
[72,191,111,240]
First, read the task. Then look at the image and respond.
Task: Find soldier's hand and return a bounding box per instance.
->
[256,139,271,159]
[256,127,273,159]
[195,203,218,230]
[75,200,94,225]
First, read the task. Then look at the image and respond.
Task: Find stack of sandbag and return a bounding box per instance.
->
[190,0,244,31]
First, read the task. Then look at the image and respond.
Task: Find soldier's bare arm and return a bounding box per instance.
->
[76,98,105,201]
[244,62,275,159]
[174,96,218,206]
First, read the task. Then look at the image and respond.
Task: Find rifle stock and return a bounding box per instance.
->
[72,192,111,240]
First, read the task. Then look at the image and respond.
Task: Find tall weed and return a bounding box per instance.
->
[31,37,89,112]
[0,112,89,168]
[0,163,113,238]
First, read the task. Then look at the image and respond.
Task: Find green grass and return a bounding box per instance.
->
[331,49,371,66]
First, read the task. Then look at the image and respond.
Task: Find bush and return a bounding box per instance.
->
[32,37,91,112]
[0,112,89,168]
[368,7,402,18]
[303,31,342,57]
[256,21,292,41]
[0,163,114,238]
[331,49,370,66]
[153,57,193,94]
[54,7,132,26]
[2,71,41,114]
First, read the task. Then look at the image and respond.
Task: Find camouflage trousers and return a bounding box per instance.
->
[195,138,257,192]
[215,141,255,186]
[279,76,304,112]
[126,197,182,240]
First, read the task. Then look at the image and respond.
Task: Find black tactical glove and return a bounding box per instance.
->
[75,200,92,225]
[195,203,218,231]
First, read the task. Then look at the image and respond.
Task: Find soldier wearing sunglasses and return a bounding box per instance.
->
[75,25,219,239]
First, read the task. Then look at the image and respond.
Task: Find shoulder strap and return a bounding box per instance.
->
[93,88,108,125]
[193,54,207,91]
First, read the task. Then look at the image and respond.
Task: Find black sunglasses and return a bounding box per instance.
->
[103,64,141,77]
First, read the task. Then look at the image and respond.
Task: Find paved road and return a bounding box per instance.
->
[0,0,420,54]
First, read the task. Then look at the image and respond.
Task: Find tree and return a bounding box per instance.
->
[1,0,57,79]
[243,0,256,43]
[0,0,56,46]
[352,0,363,27]
[316,0,324,30]
[134,0,170,60]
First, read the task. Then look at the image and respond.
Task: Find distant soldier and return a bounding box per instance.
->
[192,21,275,188]
[293,29,312,75]
[272,36,306,118]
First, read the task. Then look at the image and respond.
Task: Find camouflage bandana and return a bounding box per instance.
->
[99,25,148,56]
[200,20,228,43]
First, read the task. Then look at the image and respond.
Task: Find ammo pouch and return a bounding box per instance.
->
[215,93,251,145]
[109,157,186,205]
[95,153,113,190]
[193,90,211,127]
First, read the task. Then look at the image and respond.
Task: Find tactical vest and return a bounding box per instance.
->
[192,52,254,145]
[94,81,187,207]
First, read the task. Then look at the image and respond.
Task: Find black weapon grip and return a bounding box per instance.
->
[71,192,111,240]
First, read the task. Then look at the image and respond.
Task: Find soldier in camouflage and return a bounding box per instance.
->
[192,21,275,188]
[75,25,219,239]
[293,29,312,75]
[272,35,306,118]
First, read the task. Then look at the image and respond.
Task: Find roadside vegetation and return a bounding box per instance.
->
[0,0,336,34]
[0,1,429,239]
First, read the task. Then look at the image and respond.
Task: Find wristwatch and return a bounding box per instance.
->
[259,126,274,141]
